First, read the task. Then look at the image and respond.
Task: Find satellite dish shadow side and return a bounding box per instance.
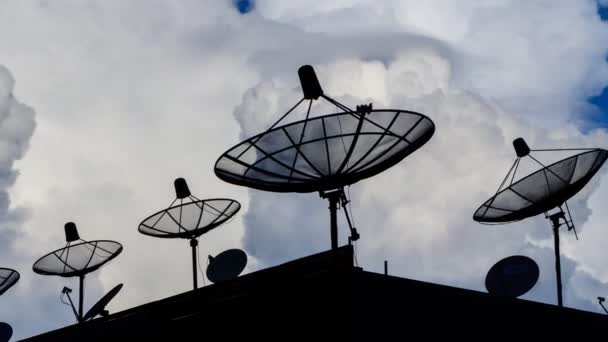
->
[82,283,123,322]
[0,322,12,342]
[485,255,539,298]
[207,249,248,284]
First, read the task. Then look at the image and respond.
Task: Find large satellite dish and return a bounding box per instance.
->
[215,65,435,249]
[206,249,247,284]
[138,178,241,289]
[474,138,608,307]
[0,268,19,296]
[32,222,123,323]
[485,255,539,298]
[0,322,12,342]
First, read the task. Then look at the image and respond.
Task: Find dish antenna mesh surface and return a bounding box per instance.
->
[138,178,241,289]
[32,222,123,323]
[206,249,248,284]
[485,255,539,298]
[215,65,435,249]
[0,268,19,296]
[474,138,608,307]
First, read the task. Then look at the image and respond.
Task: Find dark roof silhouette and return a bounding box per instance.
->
[21,246,608,341]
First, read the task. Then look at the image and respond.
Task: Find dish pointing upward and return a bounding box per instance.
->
[215,65,435,250]
[215,109,434,193]
[474,148,608,223]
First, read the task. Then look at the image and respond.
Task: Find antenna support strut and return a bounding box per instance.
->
[321,190,341,250]
[548,211,564,307]
[190,238,198,290]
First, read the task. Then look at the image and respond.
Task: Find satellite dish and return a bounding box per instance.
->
[138,178,241,289]
[485,255,539,298]
[82,283,123,322]
[0,322,12,342]
[0,268,19,296]
[32,222,123,323]
[215,65,435,249]
[206,249,247,284]
[474,149,607,223]
[474,138,608,307]
[32,240,122,278]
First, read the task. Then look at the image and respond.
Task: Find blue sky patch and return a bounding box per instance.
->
[587,2,608,127]
[233,0,254,14]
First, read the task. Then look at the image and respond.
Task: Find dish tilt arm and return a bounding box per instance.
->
[61,287,80,322]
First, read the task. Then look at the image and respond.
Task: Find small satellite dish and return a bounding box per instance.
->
[32,223,123,323]
[138,178,241,289]
[206,249,247,284]
[0,322,12,342]
[215,65,435,249]
[82,283,123,322]
[474,138,608,307]
[485,255,539,298]
[0,268,19,296]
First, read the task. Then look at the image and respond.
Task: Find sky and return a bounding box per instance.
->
[0,0,608,339]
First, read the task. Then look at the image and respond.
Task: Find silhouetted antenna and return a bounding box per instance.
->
[474,138,607,307]
[138,178,241,290]
[485,256,539,298]
[598,297,608,315]
[0,322,12,342]
[598,297,608,314]
[82,283,123,321]
[206,249,248,284]
[32,222,123,323]
[0,268,19,296]
[215,65,435,250]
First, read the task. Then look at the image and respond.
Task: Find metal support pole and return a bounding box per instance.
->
[79,275,84,321]
[190,238,198,290]
[553,224,563,307]
[599,300,608,315]
[549,214,563,307]
[320,189,345,250]
[327,193,340,250]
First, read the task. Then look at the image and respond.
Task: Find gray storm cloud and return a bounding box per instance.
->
[0,65,40,335]
[0,65,35,245]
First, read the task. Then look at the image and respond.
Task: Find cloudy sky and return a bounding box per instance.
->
[1,0,608,338]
